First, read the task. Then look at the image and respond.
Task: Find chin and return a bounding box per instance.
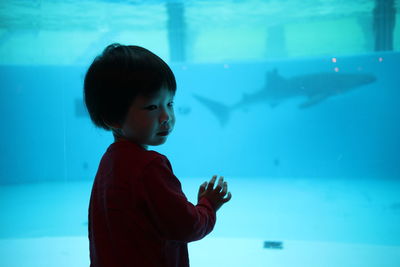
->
[149,138,168,147]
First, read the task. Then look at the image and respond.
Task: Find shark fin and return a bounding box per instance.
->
[193,94,231,127]
[298,93,330,109]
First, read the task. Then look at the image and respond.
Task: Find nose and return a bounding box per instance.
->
[160,109,170,125]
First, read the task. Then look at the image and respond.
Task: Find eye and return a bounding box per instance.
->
[168,101,174,107]
[145,105,157,111]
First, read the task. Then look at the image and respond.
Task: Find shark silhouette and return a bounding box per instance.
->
[193,69,376,126]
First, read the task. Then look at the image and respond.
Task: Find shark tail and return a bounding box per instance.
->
[193,94,231,127]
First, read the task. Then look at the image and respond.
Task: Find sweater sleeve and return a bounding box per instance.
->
[141,155,216,243]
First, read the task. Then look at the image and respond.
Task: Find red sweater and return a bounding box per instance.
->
[88,140,216,267]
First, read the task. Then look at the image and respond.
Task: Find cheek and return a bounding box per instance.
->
[171,112,176,126]
[145,114,160,132]
[123,116,147,136]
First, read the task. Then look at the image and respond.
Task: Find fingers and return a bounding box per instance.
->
[220,181,227,196]
[206,175,217,191]
[197,181,208,203]
[215,176,224,191]
[198,182,207,195]
[223,192,232,203]
[204,174,232,202]
[207,175,229,194]
[221,181,231,203]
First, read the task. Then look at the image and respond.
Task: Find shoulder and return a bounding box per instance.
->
[145,151,172,171]
[105,140,170,169]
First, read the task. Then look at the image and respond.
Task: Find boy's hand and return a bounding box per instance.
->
[198,175,232,212]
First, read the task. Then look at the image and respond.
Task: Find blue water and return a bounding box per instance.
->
[1,52,399,185]
[0,0,400,266]
[1,51,400,247]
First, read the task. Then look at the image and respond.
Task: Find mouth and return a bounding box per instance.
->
[157,130,171,136]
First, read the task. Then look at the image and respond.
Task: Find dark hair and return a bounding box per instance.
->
[83,43,176,131]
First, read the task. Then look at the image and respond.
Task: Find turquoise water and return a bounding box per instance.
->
[1,52,399,267]
[1,52,399,183]
[0,0,399,64]
[0,0,399,266]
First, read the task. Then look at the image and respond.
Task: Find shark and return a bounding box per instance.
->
[193,69,376,126]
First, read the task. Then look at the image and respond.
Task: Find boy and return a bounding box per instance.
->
[84,43,232,267]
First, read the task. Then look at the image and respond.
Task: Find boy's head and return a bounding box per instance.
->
[84,43,176,148]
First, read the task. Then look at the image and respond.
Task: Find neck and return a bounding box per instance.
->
[113,135,148,150]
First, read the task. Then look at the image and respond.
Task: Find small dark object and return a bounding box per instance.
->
[76,98,88,117]
[83,162,89,170]
[178,106,191,115]
[264,241,283,249]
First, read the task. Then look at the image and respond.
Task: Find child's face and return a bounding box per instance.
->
[116,87,175,149]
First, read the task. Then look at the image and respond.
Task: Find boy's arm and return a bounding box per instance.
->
[141,156,216,243]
